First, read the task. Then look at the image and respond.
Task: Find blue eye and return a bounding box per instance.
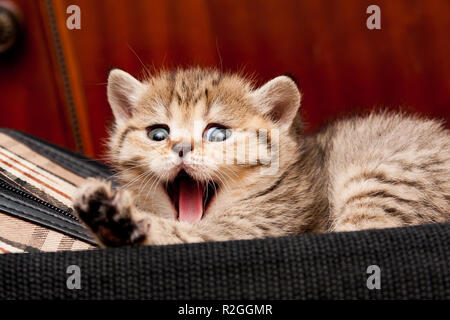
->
[147,127,169,141]
[204,126,231,142]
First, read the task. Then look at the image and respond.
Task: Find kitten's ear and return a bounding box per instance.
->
[252,76,301,129]
[107,69,145,125]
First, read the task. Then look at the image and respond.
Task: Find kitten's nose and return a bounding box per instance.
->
[172,142,192,158]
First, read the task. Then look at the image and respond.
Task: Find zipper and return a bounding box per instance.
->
[0,177,95,244]
[0,179,78,221]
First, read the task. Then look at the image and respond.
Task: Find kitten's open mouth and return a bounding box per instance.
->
[165,170,218,223]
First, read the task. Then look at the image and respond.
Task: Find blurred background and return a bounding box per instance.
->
[0,0,448,159]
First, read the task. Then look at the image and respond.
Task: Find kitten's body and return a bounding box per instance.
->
[73,68,450,247]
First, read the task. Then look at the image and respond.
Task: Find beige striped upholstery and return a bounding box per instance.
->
[0,133,94,254]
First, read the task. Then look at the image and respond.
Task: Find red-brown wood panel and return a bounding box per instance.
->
[1,0,449,158]
[0,0,75,149]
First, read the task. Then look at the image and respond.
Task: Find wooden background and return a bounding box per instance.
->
[0,0,449,159]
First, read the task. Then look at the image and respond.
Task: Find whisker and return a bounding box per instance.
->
[107,163,148,180]
[121,171,149,189]
[136,172,155,200]
[145,172,164,210]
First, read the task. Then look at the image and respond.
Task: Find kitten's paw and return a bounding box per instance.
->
[72,178,149,247]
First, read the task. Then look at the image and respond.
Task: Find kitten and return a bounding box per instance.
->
[73,68,450,247]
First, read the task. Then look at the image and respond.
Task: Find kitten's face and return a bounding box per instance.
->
[107,69,301,222]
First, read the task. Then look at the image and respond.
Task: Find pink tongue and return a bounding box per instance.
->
[178,178,204,223]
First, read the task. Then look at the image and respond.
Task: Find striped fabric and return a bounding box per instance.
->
[0,214,92,253]
[0,132,95,254]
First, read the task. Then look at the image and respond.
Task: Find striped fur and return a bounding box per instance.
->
[324,113,450,231]
[73,68,450,247]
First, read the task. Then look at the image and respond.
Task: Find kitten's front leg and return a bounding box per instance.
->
[72,178,150,247]
[137,210,278,246]
[331,206,406,232]
[74,179,284,247]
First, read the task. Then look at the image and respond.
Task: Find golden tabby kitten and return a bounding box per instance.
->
[73,68,450,247]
